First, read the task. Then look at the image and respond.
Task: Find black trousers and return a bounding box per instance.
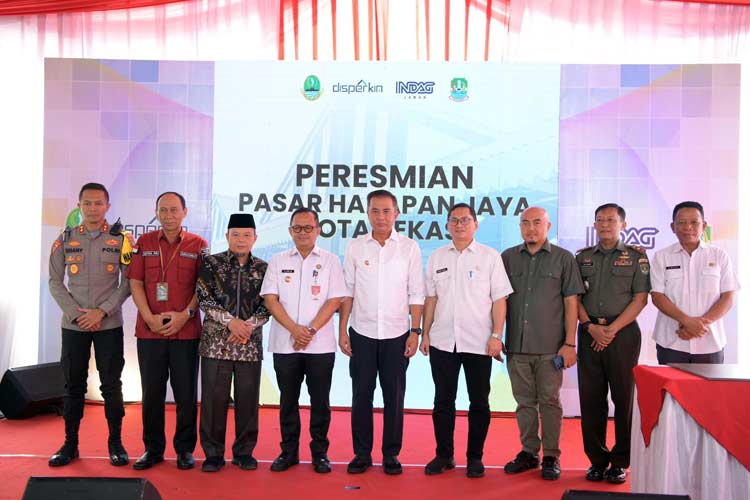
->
[61,327,125,423]
[349,328,409,458]
[199,357,261,459]
[137,338,199,454]
[273,352,335,458]
[429,346,492,460]
[577,321,641,468]
[656,344,724,364]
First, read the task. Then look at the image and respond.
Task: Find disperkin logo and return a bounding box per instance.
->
[585,226,660,249]
[301,75,323,101]
[449,77,469,102]
[396,81,435,99]
[65,208,82,228]
[332,79,384,94]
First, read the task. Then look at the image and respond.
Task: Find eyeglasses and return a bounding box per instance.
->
[290,225,317,233]
[448,217,474,226]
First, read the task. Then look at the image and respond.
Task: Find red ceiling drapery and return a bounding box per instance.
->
[2,0,750,17]
[0,1,184,16]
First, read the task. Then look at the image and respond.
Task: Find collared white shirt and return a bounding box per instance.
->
[260,246,347,354]
[651,241,739,354]
[425,240,513,355]
[343,231,425,340]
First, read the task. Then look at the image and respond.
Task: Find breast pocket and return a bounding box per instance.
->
[611,266,635,279]
[177,258,197,285]
[144,258,161,283]
[101,249,121,273]
[665,267,684,295]
[508,270,525,293]
[701,267,721,294]
[433,269,452,294]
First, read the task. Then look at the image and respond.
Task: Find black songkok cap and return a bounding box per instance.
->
[227,213,256,229]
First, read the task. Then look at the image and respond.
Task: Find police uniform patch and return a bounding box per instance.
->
[51,240,62,255]
[105,239,119,246]
[68,240,81,247]
[106,263,115,272]
[70,264,79,275]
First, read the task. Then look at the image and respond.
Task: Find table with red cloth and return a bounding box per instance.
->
[630,365,750,500]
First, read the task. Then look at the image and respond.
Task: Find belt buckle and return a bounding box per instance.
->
[597,318,607,326]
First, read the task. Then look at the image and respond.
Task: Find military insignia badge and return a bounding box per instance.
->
[70,264,79,275]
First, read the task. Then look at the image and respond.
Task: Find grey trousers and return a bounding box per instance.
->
[199,357,261,459]
[507,353,563,458]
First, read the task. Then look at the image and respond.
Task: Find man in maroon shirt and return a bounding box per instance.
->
[128,192,209,471]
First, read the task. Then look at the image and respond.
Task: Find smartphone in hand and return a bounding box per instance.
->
[553,355,564,370]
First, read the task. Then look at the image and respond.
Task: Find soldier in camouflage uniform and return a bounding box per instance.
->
[196,213,269,472]
[576,203,650,485]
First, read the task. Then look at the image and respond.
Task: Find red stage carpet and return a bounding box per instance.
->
[0,404,629,499]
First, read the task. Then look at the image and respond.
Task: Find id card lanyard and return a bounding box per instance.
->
[156,237,182,302]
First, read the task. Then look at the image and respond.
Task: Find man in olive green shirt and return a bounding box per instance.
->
[501,207,584,481]
[576,203,650,485]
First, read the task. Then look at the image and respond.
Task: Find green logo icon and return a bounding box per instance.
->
[301,74,323,101]
[702,225,712,243]
[449,77,469,102]
[65,208,82,228]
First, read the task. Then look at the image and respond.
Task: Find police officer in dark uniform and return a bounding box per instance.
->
[48,182,132,467]
[576,203,650,484]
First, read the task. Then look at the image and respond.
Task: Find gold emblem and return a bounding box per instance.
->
[316,264,322,269]
[106,264,115,272]
[70,264,79,275]
[364,260,370,266]
[284,276,292,283]
[68,240,81,247]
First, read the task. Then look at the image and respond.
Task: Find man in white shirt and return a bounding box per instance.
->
[651,201,738,364]
[420,203,513,478]
[260,208,346,474]
[339,189,424,475]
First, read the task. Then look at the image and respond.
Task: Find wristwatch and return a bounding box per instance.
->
[490,333,502,340]
[186,308,195,319]
[409,327,423,335]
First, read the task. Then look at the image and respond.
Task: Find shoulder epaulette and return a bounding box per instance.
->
[576,246,594,255]
[627,245,647,255]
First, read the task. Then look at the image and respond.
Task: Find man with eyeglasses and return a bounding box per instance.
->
[339,189,424,475]
[501,206,584,481]
[260,208,346,474]
[128,192,209,471]
[420,203,513,478]
[575,203,650,484]
[651,201,738,364]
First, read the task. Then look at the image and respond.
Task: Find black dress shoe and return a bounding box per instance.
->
[312,455,332,473]
[231,455,257,471]
[466,458,485,478]
[585,464,607,481]
[605,466,627,484]
[108,442,129,467]
[202,456,226,472]
[424,456,455,475]
[383,456,402,475]
[48,443,79,467]
[270,453,299,472]
[504,450,539,474]
[347,455,373,474]
[176,452,195,470]
[541,456,561,480]
[133,451,164,470]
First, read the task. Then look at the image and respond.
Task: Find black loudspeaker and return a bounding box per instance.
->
[562,491,690,500]
[0,362,64,419]
[22,477,163,500]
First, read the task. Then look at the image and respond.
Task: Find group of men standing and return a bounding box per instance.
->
[47,183,738,483]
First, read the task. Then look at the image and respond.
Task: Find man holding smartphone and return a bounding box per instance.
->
[501,206,583,481]
[128,192,209,471]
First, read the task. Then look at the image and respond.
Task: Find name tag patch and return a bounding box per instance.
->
[281,269,295,274]
[613,260,632,266]
[180,251,198,260]
[666,265,681,270]
[436,268,448,274]
[142,251,160,257]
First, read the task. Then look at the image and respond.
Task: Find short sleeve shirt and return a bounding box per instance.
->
[577,240,651,318]
[128,230,208,340]
[260,246,347,354]
[650,241,739,354]
[424,240,513,355]
[501,240,584,354]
